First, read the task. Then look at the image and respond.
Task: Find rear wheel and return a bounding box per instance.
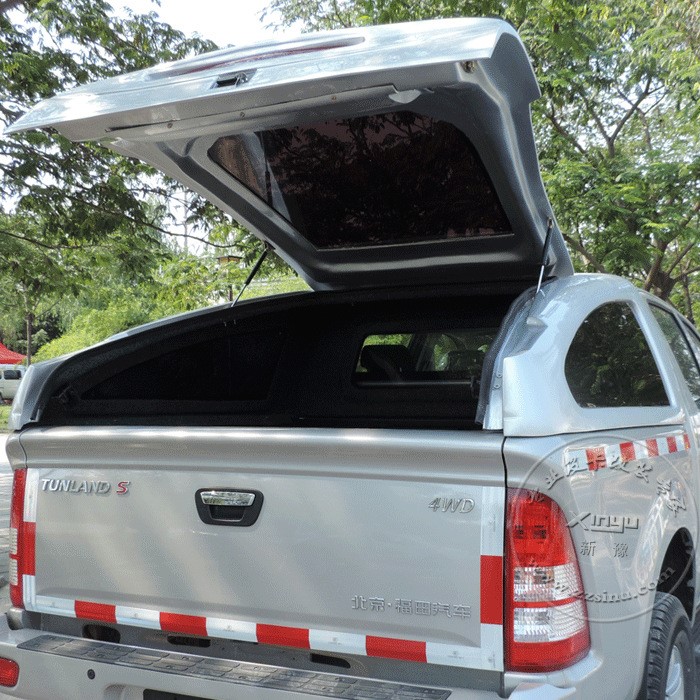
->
[639,593,695,699]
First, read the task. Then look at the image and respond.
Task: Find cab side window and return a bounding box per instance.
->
[565,302,668,408]
[650,305,700,409]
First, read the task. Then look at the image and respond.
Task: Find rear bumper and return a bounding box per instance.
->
[0,617,583,700]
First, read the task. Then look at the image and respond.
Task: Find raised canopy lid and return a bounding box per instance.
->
[6,18,573,289]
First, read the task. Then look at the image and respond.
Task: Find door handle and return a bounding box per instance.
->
[195,488,263,526]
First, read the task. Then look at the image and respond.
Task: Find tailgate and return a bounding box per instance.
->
[16,426,505,671]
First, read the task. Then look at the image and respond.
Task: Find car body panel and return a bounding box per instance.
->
[503,427,699,699]
[480,275,687,435]
[14,426,506,672]
[0,613,583,700]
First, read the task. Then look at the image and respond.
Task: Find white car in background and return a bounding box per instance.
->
[0,366,24,402]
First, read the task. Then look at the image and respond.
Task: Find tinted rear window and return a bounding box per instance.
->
[208,111,511,249]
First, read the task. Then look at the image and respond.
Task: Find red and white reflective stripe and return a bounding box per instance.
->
[27,594,502,669]
[476,486,503,670]
[19,470,39,610]
[565,432,690,472]
[25,482,506,670]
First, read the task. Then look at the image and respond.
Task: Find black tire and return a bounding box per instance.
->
[638,592,695,699]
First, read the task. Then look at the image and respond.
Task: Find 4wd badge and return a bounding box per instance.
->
[429,497,475,513]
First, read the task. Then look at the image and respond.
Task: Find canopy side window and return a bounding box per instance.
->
[565,302,669,408]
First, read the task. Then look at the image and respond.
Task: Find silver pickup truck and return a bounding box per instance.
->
[3,17,699,700]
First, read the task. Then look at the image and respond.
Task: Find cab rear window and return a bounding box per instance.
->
[354,329,497,385]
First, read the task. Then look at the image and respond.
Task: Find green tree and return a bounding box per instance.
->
[266,0,700,314]
[0,212,85,362]
[1,0,219,250]
[33,247,310,361]
[33,287,157,362]
[520,0,700,309]
[0,1,258,355]
[0,204,176,360]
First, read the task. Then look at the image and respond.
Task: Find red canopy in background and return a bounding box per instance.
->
[0,343,25,364]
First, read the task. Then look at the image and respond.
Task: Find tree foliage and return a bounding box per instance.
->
[1,0,218,246]
[31,244,309,362]
[0,0,227,357]
[0,211,81,361]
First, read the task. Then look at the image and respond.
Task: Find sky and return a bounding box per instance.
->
[114,0,293,48]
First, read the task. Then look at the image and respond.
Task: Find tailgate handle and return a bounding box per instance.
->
[200,491,256,507]
[195,488,264,527]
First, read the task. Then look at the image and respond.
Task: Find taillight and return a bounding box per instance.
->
[505,489,590,672]
[0,657,19,686]
[10,469,32,608]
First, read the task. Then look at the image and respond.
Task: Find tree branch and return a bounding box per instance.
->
[576,88,613,156]
[634,108,654,151]
[562,233,608,273]
[666,241,697,277]
[644,242,669,291]
[330,0,350,27]
[545,107,587,156]
[0,103,23,121]
[0,227,97,251]
[165,228,240,250]
[609,76,652,147]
